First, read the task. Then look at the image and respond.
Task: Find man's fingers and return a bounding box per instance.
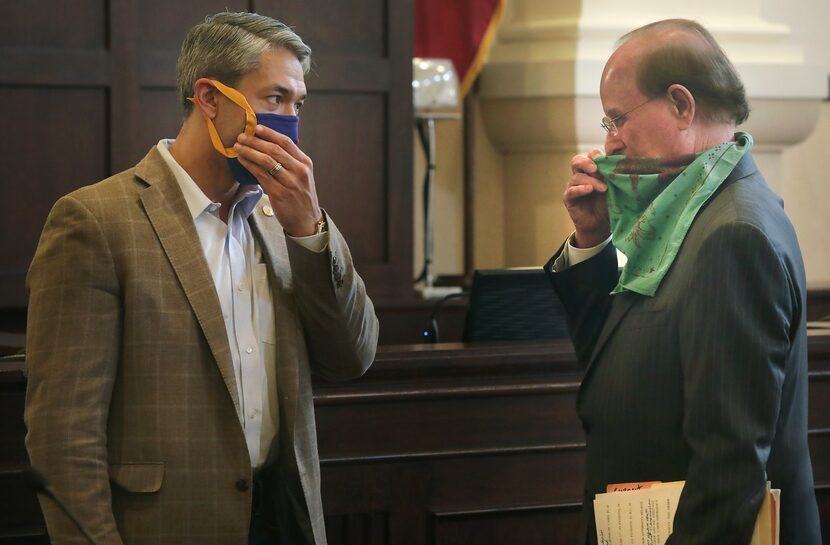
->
[570,155,595,174]
[563,184,597,206]
[587,149,604,160]
[570,149,605,174]
[566,184,594,197]
[236,149,291,190]
[569,173,607,193]
[253,124,311,166]
[236,134,298,172]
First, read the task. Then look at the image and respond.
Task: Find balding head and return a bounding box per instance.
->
[614,19,749,126]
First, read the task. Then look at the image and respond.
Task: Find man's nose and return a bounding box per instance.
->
[276,104,296,116]
[604,132,623,155]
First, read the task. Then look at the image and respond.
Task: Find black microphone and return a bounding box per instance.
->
[22,466,101,545]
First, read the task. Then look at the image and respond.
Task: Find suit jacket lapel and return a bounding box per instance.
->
[584,291,640,380]
[135,148,240,414]
[249,202,291,289]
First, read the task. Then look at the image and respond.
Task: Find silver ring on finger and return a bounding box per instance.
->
[268,162,283,177]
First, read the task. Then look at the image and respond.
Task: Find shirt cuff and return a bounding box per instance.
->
[551,233,612,272]
[287,231,329,253]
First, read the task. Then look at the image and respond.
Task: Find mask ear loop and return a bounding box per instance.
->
[188,79,257,158]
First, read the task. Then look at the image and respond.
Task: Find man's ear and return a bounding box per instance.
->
[191,78,220,119]
[667,84,695,129]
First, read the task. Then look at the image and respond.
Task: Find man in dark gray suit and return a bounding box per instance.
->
[546,19,822,545]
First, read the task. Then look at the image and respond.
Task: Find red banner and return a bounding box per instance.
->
[414,0,505,96]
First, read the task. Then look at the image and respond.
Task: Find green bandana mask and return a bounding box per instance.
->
[594,132,753,297]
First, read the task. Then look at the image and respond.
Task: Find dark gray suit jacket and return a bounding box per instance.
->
[546,154,821,545]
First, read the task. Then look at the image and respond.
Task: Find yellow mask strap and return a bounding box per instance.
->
[188,79,257,158]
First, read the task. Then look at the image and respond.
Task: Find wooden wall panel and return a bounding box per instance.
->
[300,92,387,261]
[0,0,105,48]
[818,487,830,545]
[326,512,389,545]
[0,0,414,315]
[261,0,387,58]
[432,505,582,545]
[138,1,250,50]
[0,87,108,307]
[137,89,183,156]
[315,392,583,461]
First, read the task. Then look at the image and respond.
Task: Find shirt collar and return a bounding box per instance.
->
[156,139,263,221]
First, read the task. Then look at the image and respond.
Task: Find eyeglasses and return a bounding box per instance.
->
[601,97,655,136]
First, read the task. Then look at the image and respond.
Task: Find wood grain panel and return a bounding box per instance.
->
[0,86,108,307]
[139,0,250,51]
[325,512,389,545]
[809,374,830,429]
[809,431,830,484]
[429,451,585,511]
[432,504,582,545]
[0,48,109,87]
[315,392,583,462]
[255,0,386,59]
[136,88,184,163]
[817,487,830,545]
[1,0,105,48]
[300,93,387,263]
[0,0,415,312]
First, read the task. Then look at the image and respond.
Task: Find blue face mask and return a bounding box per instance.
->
[228,113,300,185]
[196,79,301,186]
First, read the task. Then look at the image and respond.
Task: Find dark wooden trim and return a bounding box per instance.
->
[382,0,414,298]
[107,0,139,171]
[314,381,581,405]
[320,443,587,466]
[432,501,583,518]
[462,86,477,281]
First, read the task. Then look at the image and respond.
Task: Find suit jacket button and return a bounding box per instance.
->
[235,478,250,491]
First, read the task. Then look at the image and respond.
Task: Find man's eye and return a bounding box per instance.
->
[268,96,282,104]
[295,102,304,113]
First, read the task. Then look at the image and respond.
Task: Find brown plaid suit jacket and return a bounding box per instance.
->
[24,147,379,545]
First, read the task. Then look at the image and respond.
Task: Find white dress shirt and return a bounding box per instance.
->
[550,234,627,272]
[156,139,327,467]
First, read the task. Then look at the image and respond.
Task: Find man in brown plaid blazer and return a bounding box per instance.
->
[24,12,378,545]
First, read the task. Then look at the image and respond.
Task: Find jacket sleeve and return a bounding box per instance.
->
[285,212,378,381]
[545,240,619,366]
[24,195,124,545]
[668,222,794,545]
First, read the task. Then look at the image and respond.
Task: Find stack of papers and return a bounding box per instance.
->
[594,481,779,545]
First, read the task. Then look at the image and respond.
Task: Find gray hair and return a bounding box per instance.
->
[176,12,312,116]
[618,19,749,125]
